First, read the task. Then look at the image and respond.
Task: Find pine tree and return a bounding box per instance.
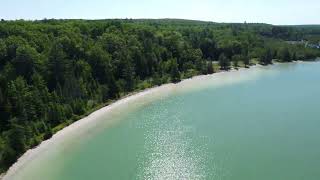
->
[280,47,292,62]
[219,53,231,70]
[170,58,181,83]
[207,61,214,74]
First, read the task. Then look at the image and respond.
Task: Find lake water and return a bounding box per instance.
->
[6,61,320,180]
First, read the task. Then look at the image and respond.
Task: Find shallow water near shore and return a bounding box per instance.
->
[5,61,320,180]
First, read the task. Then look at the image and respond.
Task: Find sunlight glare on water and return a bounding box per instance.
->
[137,97,209,180]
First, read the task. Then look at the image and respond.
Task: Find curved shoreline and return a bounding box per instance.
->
[2,83,176,180]
[2,62,311,180]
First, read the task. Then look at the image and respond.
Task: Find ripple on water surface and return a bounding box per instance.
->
[135,96,212,180]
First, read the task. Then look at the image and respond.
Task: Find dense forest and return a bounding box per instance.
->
[0,19,319,173]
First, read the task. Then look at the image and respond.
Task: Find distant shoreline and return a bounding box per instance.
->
[2,60,317,180]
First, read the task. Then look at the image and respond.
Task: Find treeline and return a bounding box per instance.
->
[0,19,319,172]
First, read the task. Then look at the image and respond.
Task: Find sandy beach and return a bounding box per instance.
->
[2,64,271,180]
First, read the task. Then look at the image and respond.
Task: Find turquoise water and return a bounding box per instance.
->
[7,62,320,180]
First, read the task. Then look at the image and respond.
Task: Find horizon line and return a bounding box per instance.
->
[1,18,320,26]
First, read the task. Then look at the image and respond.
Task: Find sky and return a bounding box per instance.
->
[1,0,319,25]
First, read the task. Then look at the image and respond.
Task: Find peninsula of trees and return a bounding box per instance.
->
[0,19,319,172]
